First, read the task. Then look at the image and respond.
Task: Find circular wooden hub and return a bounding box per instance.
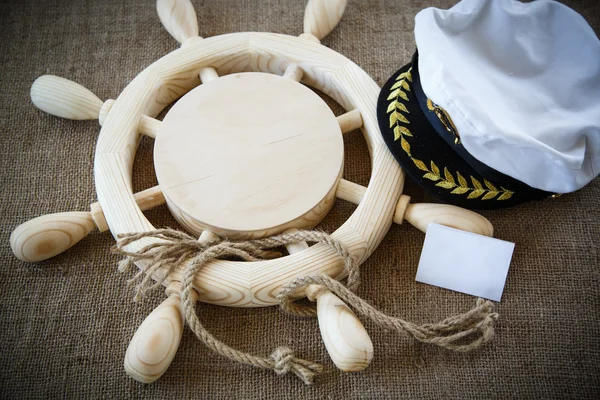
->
[154,72,344,238]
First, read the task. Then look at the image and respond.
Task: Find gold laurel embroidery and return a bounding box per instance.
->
[387,69,514,201]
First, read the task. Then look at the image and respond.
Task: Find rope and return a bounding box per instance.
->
[113,228,498,384]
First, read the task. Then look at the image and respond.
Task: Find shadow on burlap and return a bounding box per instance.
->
[0,0,598,398]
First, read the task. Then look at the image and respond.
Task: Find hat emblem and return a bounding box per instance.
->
[426,98,460,145]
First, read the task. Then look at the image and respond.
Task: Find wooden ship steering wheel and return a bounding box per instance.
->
[9,0,493,384]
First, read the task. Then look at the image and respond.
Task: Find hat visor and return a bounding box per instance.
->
[377,61,534,210]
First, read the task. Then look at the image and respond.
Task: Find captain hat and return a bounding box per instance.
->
[377,0,600,209]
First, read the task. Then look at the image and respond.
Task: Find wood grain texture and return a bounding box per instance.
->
[303,0,348,40]
[13,169,490,262]
[336,179,493,236]
[98,100,160,139]
[10,186,166,262]
[138,115,161,138]
[94,32,404,307]
[306,284,373,372]
[165,174,341,240]
[283,229,373,372]
[30,75,104,120]
[98,99,115,126]
[198,66,219,82]
[154,72,344,238]
[123,231,215,383]
[124,293,186,383]
[282,63,304,81]
[10,212,96,262]
[86,178,491,239]
[337,109,363,134]
[157,0,199,44]
[403,203,494,237]
[298,33,321,43]
[91,186,165,233]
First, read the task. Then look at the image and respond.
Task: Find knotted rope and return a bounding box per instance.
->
[114,228,498,384]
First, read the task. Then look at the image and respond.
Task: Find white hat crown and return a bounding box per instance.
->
[415,0,600,193]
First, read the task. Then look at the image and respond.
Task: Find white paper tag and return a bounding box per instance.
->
[415,223,515,301]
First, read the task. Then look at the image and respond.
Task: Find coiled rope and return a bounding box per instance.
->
[114,228,498,384]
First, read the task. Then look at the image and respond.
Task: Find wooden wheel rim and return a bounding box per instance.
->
[95,32,405,307]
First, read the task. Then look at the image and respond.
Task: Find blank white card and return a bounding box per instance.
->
[415,223,515,302]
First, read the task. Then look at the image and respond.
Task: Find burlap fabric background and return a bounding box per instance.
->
[1,0,599,398]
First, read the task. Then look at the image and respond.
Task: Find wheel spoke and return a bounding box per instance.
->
[281,66,361,136]
[199,67,219,83]
[283,63,303,82]
[335,178,366,204]
[283,228,373,372]
[336,178,411,226]
[335,179,493,236]
[98,99,160,139]
[10,185,167,262]
[138,115,161,138]
[283,228,310,254]
[336,109,363,134]
[90,185,165,232]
